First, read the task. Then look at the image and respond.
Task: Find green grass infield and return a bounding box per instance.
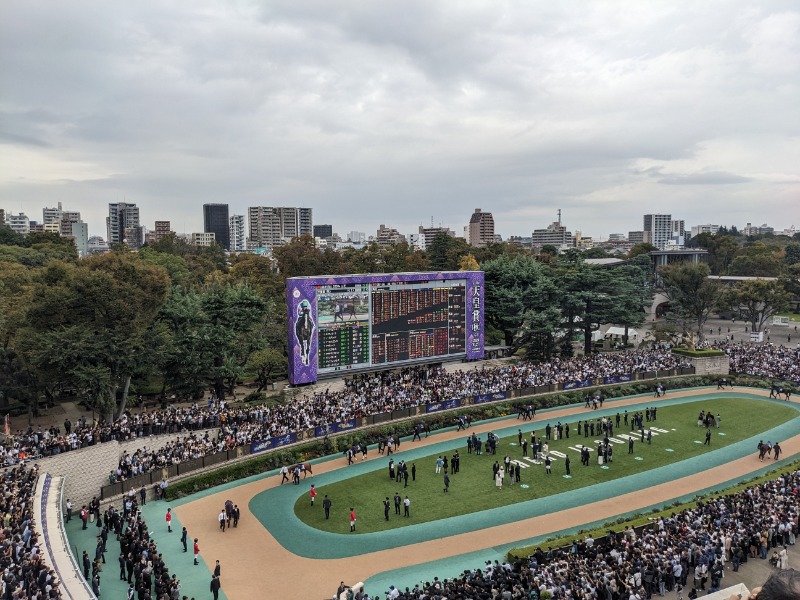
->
[294,397,795,534]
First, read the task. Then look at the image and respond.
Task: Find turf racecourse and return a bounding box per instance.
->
[293,398,795,533]
[160,388,800,600]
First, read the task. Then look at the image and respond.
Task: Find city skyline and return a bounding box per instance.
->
[1,2,798,238]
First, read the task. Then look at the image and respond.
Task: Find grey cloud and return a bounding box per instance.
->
[658,172,752,185]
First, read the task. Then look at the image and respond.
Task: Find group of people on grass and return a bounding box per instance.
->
[377,467,799,600]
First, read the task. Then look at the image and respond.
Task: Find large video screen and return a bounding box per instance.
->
[287,272,484,385]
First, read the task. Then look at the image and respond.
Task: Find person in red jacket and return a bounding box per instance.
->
[165,508,172,533]
[310,485,317,506]
[193,538,200,565]
[349,508,356,532]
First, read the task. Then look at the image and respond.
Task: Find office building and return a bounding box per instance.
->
[247,206,313,248]
[313,224,333,239]
[532,211,572,248]
[347,231,366,244]
[643,214,672,250]
[690,224,720,239]
[229,215,246,252]
[191,232,216,247]
[203,203,230,250]
[743,222,774,236]
[628,231,645,245]
[107,202,140,246]
[466,208,495,247]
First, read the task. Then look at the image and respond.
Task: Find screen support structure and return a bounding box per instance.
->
[286,271,485,385]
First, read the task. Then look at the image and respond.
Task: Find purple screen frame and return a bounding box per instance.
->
[286,271,485,385]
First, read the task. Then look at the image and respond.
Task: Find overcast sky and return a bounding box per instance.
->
[1,1,799,240]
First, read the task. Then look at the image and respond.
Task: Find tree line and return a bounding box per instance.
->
[1,224,797,420]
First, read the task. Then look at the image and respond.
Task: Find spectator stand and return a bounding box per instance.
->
[35,473,95,600]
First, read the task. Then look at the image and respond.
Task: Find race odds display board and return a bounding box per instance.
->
[287,272,484,385]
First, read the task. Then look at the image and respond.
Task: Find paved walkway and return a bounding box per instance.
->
[164,387,800,599]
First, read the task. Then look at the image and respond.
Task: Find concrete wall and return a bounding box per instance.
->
[32,428,215,507]
[690,354,731,376]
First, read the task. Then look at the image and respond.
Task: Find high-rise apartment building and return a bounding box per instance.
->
[5,213,30,235]
[42,202,63,225]
[466,208,495,247]
[247,206,313,248]
[203,204,230,250]
[153,221,173,243]
[107,202,140,246]
[0,209,5,225]
[229,215,246,252]
[376,224,406,246]
[643,214,672,250]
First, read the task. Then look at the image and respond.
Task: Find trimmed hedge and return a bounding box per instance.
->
[164,374,790,501]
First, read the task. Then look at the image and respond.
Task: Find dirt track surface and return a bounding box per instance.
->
[174,387,799,600]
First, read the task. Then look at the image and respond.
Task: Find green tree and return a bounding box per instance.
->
[158,283,268,400]
[728,242,782,277]
[558,260,651,354]
[426,233,470,271]
[18,255,170,418]
[783,242,800,266]
[272,234,327,277]
[721,279,790,334]
[658,263,723,343]
[627,243,658,259]
[246,348,286,392]
[483,254,559,350]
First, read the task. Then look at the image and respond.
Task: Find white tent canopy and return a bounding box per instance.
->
[604,326,639,339]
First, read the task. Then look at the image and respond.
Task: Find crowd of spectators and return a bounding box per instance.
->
[722,343,800,384]
[82,495,183,600]
[1,348,692,475]
[376,467,799,600]
[0,463,61,598]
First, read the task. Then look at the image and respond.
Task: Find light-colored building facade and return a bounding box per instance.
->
[743,222,774,236]
[466,208,495,247]
[191,232,216,247]
[532,219,572,249]
[643,214,672,250]
[690,224,720,239]
[5,212,30,235]
[418,225,456,248]
[247,206,313,248]
[628,231,645,245]
[375,224,406,246]
[42,202,63,225]
[229,214,246,252]
[69,222,90,256]
[107,202,140,246]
